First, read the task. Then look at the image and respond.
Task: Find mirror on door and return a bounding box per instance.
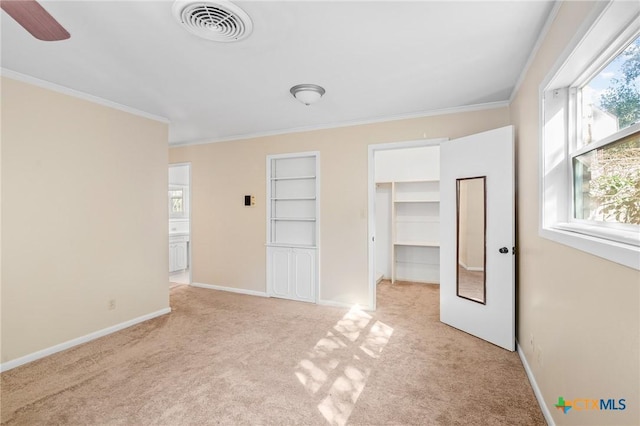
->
[456,177,486,304]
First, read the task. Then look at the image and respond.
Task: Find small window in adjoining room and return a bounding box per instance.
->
[539,2,639,270]
[169,187,185,217]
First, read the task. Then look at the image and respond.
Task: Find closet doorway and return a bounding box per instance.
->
[367,139,444,310]
[169,163,191,286]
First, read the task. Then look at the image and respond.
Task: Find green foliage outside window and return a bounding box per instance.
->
[576,35,640,226]
[599,37,640,129]
[579,135,640,225]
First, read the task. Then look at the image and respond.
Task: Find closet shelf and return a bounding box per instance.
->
[271,217,316,222]
[271,175,316,181]
[392,179,439,184]
[395,260,440,266]
[266,243,317,249]
[395,218,440,223]
[390,179,441,284]
[394,241,440,247]
[271,197,316,201]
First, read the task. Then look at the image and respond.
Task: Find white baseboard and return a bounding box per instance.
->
[395,278,440,285]
[191,283,366,310]
[190,282,268,298]
[0,307,171,373]
[516,341,554,426]
[458,261,484,272]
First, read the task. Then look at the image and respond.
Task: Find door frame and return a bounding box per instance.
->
[169,162,192,285]
[367,138,446,310]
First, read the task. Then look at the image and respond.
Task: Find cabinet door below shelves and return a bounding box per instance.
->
[169,243,179,272]
[269,247,291,299]
[292,248,315,302]
[175,242,187,271]
[169,242,188,272]
[267,246,316,303]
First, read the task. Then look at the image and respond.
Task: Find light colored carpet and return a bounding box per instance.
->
[1,281,545,425]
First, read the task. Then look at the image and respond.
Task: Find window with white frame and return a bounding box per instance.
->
[573,35,639,228]
[169,186,186,218]
[540,2,640,270]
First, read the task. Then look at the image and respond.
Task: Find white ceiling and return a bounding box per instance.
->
[1,1,554,145]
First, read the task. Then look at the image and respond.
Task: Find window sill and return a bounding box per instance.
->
[540,224,639,270]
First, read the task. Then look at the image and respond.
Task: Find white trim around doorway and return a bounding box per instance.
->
[169,162,192,285]
[367,138,447,311]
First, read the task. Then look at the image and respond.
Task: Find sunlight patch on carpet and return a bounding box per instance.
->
[294,305,394,426]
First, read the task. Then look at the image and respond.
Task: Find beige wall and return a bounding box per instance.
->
[169,107,510,306]
[1,77,170,363]
[510,2,639,425]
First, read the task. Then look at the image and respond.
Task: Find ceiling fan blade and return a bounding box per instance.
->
[1,0,70,41]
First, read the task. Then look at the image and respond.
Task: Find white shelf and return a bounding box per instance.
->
[267,152,319,303]
[392,179,439,184]
[394,241,439,247]
[266,243,317,249]
[271,197,316,201]
[391,180,440,284]
[396,260,440,265]
[268,153,318,248]
[271,175,316,181]
[395,218,440,223]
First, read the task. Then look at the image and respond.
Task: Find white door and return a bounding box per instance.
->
[292,248,315,302]
[169,243,178,273]
[440,125,515,351]
[176,242,188,271]
[268,247,291,299]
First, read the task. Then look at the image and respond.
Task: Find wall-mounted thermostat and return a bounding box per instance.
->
[244,195,255,206]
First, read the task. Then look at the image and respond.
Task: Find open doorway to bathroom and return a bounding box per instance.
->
[169,163,191,286]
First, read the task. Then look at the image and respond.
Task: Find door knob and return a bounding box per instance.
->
[499,247,509,254]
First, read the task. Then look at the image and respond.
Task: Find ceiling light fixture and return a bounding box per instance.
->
[290,84,326,106]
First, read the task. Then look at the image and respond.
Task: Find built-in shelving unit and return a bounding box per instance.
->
[391,180,440,283]
[266,152,319,303]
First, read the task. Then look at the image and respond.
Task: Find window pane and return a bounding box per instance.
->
[573,132,640,224]
[580,35,640,147]
[172,198,183,213]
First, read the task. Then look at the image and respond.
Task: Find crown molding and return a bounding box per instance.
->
[509,1,562,103]
[1,68,170,124]
[169,100,510,147]
[1,68,509,146]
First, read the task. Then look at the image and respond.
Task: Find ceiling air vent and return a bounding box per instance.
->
[172,0,253,42]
